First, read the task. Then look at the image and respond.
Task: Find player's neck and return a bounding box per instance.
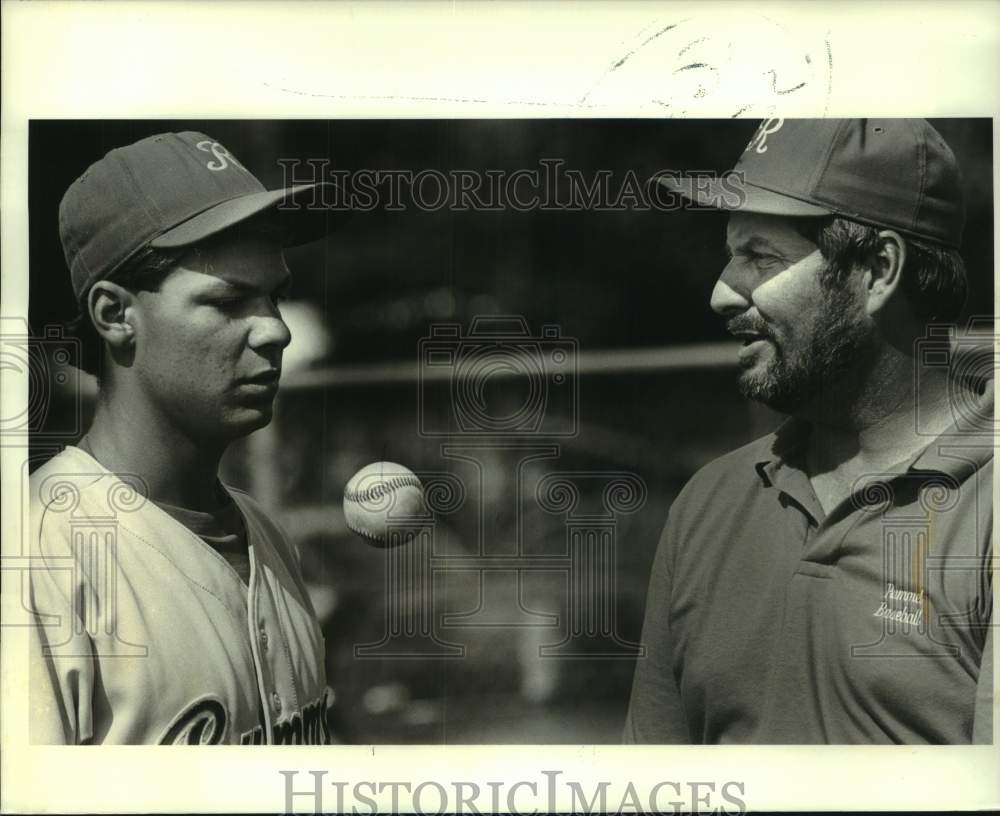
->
[84,394,228,512]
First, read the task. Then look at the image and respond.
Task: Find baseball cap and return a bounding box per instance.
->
[59,131,343,302]
[655,119,965,248]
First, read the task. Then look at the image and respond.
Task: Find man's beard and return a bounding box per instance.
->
[731,286,872,414]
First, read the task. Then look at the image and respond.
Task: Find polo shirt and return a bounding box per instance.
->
[625,394,994,744]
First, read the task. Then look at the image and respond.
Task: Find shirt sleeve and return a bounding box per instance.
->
[623,512,691,743]
[972,625,993,744]
[27,545,96,745]
[971,493,992,746]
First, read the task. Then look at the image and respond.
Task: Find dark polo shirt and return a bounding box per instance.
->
[625,396,993,744]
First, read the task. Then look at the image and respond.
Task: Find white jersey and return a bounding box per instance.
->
[27,446,332,745]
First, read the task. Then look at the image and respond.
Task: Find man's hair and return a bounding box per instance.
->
[71,247,181,382]
[794,216,968,322]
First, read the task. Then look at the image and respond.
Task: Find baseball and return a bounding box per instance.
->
[343,461,428,547]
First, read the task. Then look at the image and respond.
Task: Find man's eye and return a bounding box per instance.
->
[750,254,782,271]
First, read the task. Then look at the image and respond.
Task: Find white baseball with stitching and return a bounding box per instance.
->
[342,461,427,547]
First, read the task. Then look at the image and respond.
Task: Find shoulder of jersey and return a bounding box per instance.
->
[29,447,110,505]
[28,447,144,560]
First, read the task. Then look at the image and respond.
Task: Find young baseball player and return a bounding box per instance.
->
[626,119,993,744]
[29,132,338,744]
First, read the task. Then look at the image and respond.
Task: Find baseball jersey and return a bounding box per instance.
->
[27,445,332,745]
[625,395,993,744]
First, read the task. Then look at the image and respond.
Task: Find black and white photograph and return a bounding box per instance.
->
[22,116,994,748]
[2,2,998,814]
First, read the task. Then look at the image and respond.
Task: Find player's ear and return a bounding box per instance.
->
[88,280,137,351]
[863,229,906,316]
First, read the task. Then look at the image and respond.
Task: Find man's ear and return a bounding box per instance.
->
[88,281,137,351]
[864,230,907,316]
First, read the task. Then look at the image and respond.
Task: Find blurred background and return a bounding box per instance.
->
[27,119,993,743]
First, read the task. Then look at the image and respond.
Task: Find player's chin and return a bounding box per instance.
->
[224,400,277,434]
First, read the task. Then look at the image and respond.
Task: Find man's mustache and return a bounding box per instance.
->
[726,314,774,340]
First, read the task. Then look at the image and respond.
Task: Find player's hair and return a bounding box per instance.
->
[71,247,182,384]
[794,216,968,322]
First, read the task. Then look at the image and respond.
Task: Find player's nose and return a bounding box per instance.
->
[247,305,292,352]
[710,261,752,317]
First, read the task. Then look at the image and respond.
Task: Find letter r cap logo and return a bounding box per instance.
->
[195,140,250,174]
[745,118,785,155]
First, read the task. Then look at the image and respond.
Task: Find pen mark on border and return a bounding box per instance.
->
[261,19,834,117]
[581,19,689,103]
[612,20,685,70]
[763,69,807,95]
[824,36,833,115]
[678,37,709,57]
[579,15,833,116]
[260,83,552,107]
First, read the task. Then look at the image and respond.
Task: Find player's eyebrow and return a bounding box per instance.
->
[204,274,291,296]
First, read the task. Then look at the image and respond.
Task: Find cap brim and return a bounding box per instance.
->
[653,174,833,217]
[150,182,349,250]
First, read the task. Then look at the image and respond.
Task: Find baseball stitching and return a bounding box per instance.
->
[346,522,386,543]
[343,475,422,505]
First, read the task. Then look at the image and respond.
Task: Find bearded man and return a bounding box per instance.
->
[625,119,993,744]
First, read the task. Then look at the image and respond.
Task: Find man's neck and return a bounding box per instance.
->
[801,356,955,512]
[82,391,228,512]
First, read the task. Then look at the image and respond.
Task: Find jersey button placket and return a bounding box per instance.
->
[255,619,277,720]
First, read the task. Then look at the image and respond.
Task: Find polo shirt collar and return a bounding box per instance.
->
[756,417,825,525]
[753,380,995,521]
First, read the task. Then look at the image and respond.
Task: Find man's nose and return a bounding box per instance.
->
[709,261,752,316]
[248,305,292,352]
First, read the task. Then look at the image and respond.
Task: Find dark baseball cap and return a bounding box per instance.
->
[59,131,342,301]
[655,118,965,248]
